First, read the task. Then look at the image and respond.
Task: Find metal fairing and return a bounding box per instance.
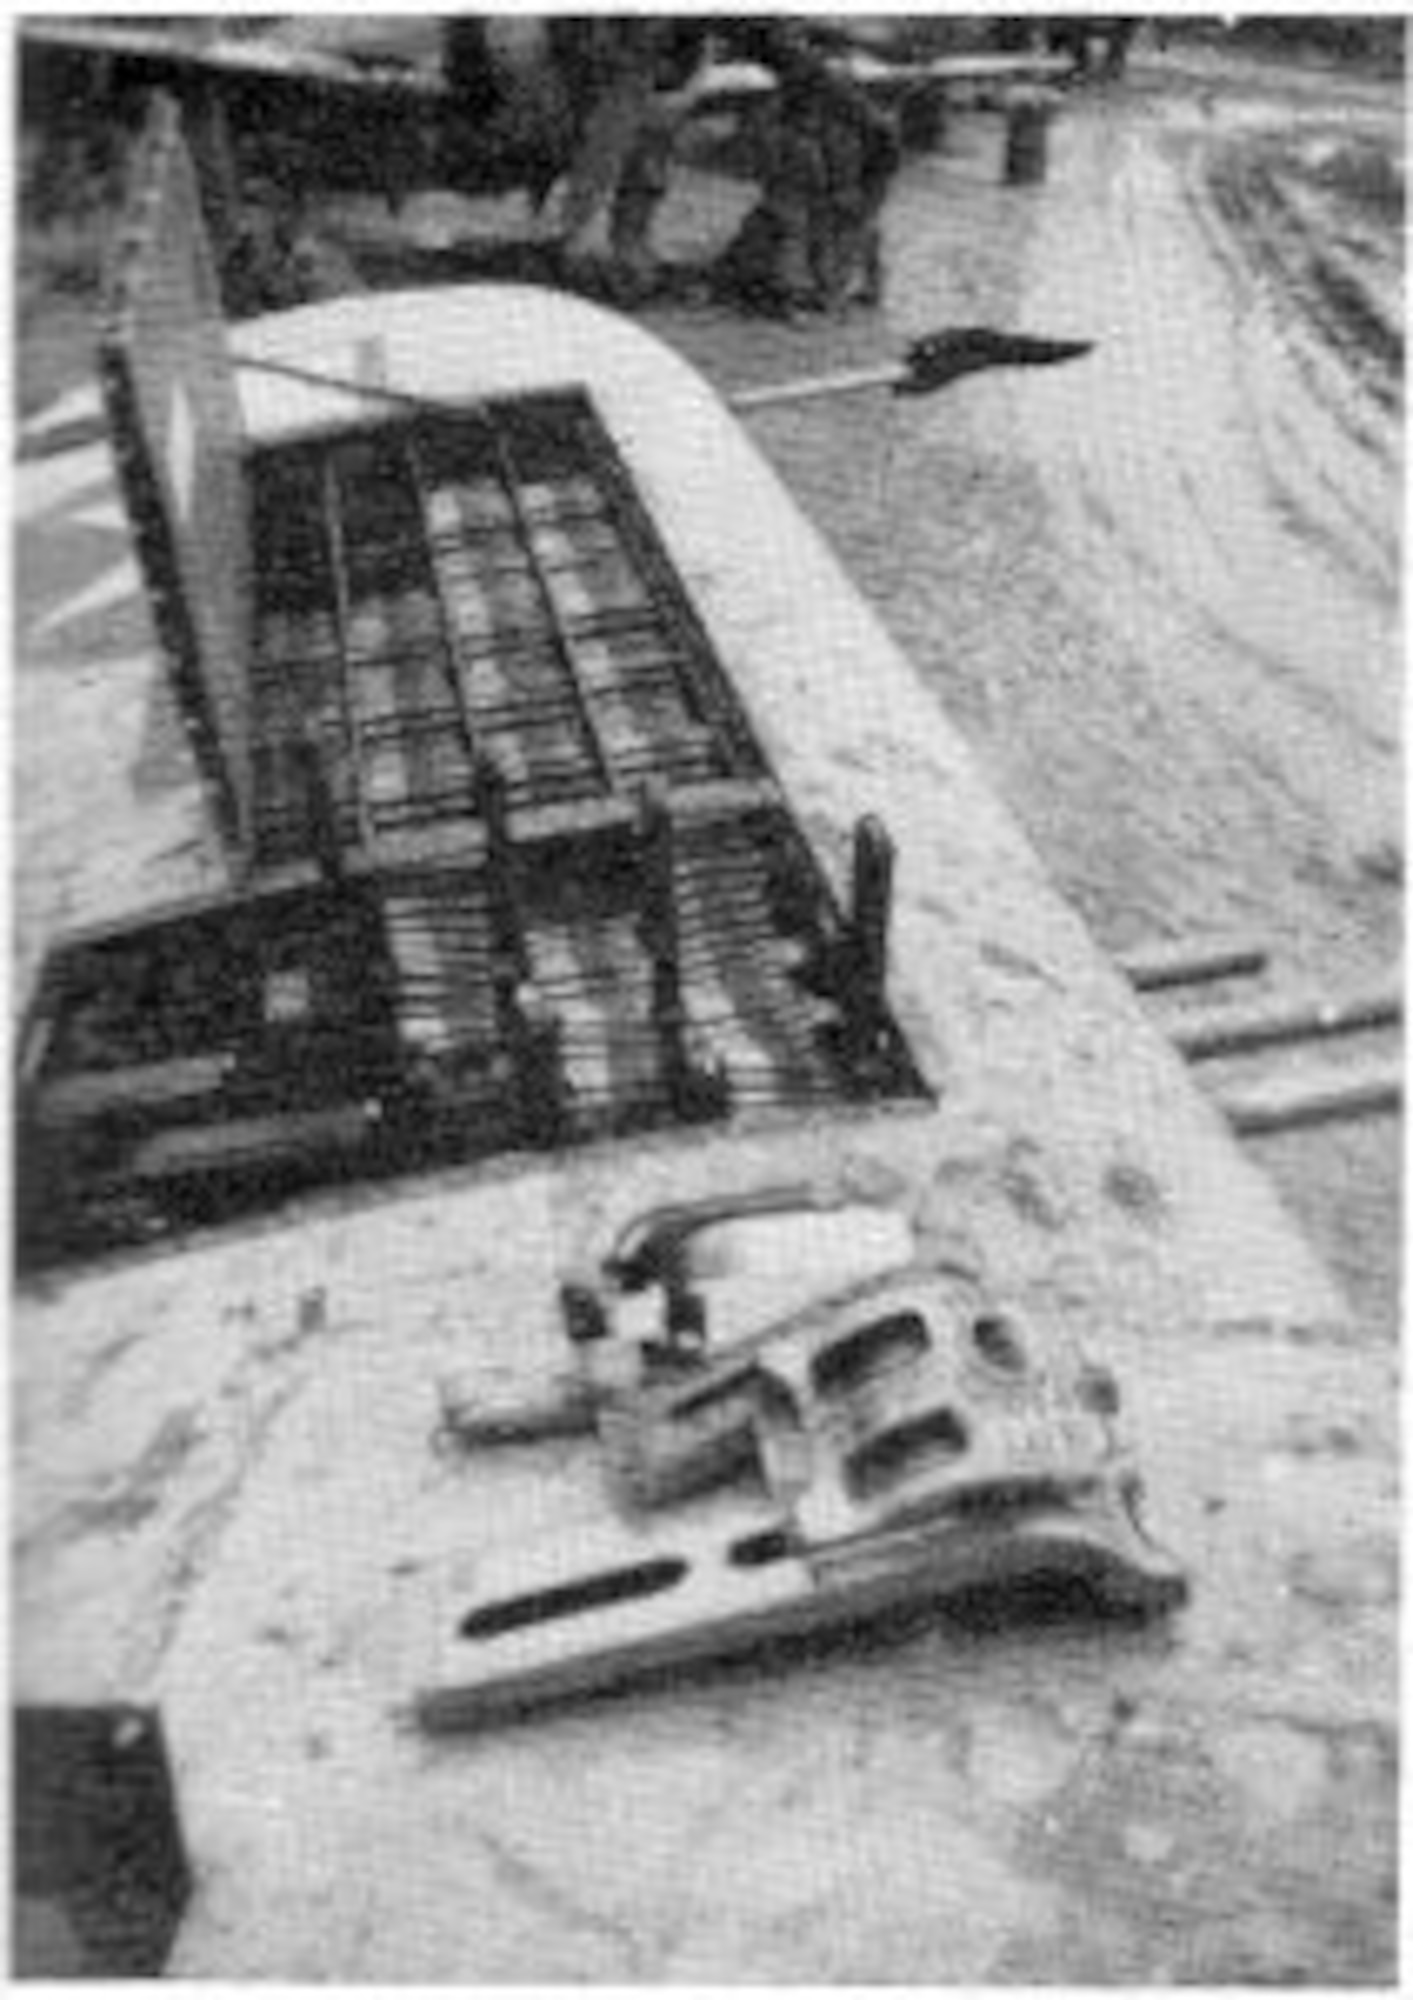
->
[418,1267,1187,1731]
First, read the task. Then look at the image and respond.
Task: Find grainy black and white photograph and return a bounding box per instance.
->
[12,8,1402,1981]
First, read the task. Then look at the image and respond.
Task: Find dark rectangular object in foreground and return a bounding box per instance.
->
[13,1705,191,1979]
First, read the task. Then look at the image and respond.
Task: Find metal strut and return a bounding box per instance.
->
[236,325,1097,424]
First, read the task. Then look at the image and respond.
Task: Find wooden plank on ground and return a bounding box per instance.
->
[1174,987,1400,1063]
[1217,1058,1402,1137]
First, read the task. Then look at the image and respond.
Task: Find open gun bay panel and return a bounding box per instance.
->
[245,394,770,866]
[19,390,929,1268]
[19,96,927,1266]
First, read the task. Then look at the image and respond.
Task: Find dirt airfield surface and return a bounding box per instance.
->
[13,35,1402,1985]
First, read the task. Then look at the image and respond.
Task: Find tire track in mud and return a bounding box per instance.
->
[1017,92,1400,956]
[1181,118,1400,593]
[1203,129,1402,413]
